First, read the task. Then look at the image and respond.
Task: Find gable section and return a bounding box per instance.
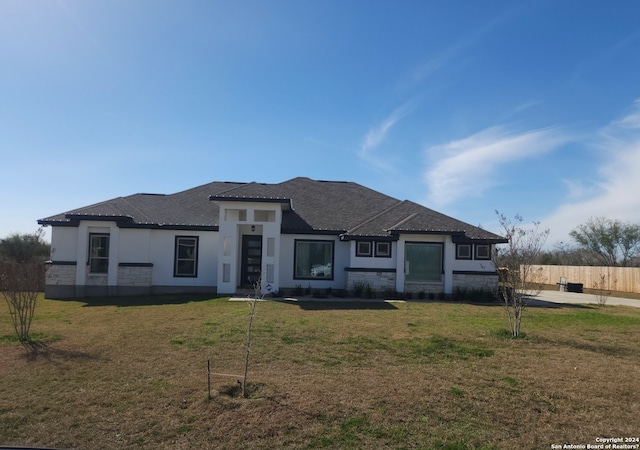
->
[277,178,400,233]
[342,200,506,242]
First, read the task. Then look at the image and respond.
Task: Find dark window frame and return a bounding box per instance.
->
[294,239,335,280]
[356,241,372,257]
[375,241,391,258]
[456,243,472,260]
[174,235,199,278]
[88,233,110,274]
[475,244,491,260]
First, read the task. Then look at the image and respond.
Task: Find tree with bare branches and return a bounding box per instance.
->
[0,260,46,343]
[242,276,263,398]
[569,217,640,267]
[493,212,549,338]
[0,228,49,344]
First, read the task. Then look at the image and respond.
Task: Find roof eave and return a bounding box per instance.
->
[209,195,292,210]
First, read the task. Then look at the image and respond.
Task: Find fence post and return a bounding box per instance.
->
[207,359,211,400]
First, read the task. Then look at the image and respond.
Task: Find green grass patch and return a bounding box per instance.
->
[531,308,640,328]
[450,387,466,397]
[0,332,62,345]
[1,294,639,449]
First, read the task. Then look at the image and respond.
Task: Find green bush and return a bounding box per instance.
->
[352,281,369,298]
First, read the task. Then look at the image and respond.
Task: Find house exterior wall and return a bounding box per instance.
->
[396,234,452,294]
[348,241,397,269]
[278,234,349,291]
[147,229,218,289]
[344,240,397,293]
[215,201,283,295]
[46,227,80,298]
[452,272,499,291]
[44,220,499,299]
[346,270,396,293]
[44,222,218,298]
[49,226,78,261]
[450,246,498,292]
[452,257,495,273]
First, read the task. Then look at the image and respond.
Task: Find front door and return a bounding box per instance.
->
[240,235,262,287]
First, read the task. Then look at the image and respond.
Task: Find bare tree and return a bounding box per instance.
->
[593,269,616,307]
[569,217,640,267]
[0,260,45,344]
[493,212,549,338]
[0,228,49,345]
[242,276,263,398]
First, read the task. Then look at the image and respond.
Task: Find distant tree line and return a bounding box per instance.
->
[539,217,640,267]
[0,228,50,263]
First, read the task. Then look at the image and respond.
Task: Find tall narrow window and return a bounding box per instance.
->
[89,233,109,274]
[174,236,198,277]
[405,242,443,282]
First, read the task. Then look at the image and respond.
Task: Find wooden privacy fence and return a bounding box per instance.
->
[525,265,640,294]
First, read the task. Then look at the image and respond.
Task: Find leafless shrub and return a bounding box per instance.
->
[493,212,549,338]
[593,270,617,306]
[242,276,263,398]
[0,260,46,344]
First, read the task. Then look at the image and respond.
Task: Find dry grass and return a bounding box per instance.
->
[1,295,639,449]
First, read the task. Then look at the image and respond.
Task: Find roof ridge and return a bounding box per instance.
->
[213,181,289,199]
[170,180,247,197]
[387,208,420,231]
[65,196,126,214]
[214,181,257,196]
[345,200,404,234]
[119,195,156,224]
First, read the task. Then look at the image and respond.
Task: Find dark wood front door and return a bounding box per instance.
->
[240,235,262,287]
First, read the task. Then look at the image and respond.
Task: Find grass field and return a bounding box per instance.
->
[1,294,639,449]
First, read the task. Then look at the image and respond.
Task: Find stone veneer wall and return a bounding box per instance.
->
[117,265,152,287]
[404,282,444,294]
[452,272,498,291]
[46,264,76,287]
[346,269,396,293]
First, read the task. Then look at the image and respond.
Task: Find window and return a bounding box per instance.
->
[294,240,334,279]
[254,209,276,222]
[404,242,442,282]
[456,244,472,260]
[356,241,372,257]
[475,244,491,260]
[375,242,391,257]
[266,237,275,257]
[224,209,247,221]
[174,236,198,277]
[223,236,232,256]
[89,233,109,274]
[222,263,231,283]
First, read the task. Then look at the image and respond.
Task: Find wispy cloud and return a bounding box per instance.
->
[358,100,418,171]
[423,126,569,207]
[543,98,640,244]
[610,98,640,130]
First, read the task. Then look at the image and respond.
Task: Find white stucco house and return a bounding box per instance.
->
[38,177,506,299]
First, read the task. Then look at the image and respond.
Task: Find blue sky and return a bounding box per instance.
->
[2,0,640,247]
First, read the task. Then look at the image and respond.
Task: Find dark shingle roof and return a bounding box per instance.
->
[39,177,506,242]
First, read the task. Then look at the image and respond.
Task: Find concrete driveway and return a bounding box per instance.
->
[526,289,640,308]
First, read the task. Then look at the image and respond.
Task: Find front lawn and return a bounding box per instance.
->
[1,295,639,449]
